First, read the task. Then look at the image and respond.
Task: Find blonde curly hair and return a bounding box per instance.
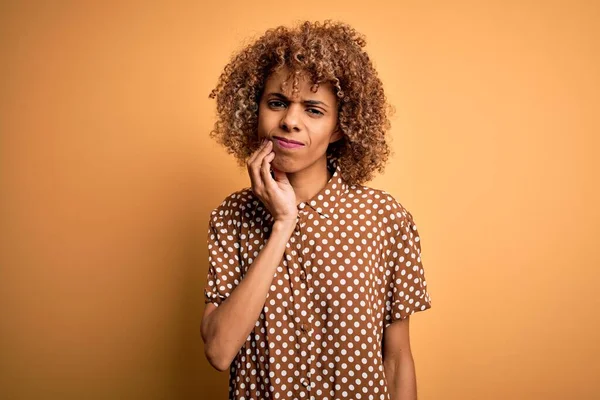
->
[209,20,394,185]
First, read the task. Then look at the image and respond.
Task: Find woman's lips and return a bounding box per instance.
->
[274,138,305,149]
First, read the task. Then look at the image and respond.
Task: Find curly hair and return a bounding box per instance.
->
[208,20,394,185]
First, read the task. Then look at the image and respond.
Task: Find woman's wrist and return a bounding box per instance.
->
[272,219,296,235]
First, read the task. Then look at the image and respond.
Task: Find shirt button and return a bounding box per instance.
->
[300,270,307,281]
[301,323,310,333]
[301,378,309,387]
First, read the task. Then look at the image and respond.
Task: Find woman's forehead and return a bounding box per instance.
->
[264,67,336,100]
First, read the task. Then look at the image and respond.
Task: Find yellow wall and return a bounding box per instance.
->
[1,1,598,399]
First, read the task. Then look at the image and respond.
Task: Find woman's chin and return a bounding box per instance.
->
[271,162,293,175]
[270,158,284,170]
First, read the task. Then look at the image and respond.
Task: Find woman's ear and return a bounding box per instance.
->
[329,124,344,144]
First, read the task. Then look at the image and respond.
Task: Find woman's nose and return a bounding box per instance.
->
[280,105,301,131]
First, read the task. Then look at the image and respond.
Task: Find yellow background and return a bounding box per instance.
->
[1,1,598,399]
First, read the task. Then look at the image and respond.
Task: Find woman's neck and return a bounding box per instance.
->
[287,157,332,206]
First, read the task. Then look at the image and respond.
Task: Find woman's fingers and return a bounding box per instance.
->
[247,140,266,178]
[260,151,277,191]
[257,141,275,191]
[247,139,265,167]
[248,139,273,194]
[248,139,267,165]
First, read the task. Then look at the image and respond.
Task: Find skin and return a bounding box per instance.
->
[256,66,343,209]
[383,317,418,400]
[203,67,417,399]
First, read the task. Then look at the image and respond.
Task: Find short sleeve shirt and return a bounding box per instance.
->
[204,159,432,400]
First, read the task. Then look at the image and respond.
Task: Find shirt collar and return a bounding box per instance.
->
[256,157,347,223]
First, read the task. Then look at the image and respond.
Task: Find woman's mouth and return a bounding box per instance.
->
[274,138,305,150]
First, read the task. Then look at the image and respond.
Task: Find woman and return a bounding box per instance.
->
[201,20,432,400]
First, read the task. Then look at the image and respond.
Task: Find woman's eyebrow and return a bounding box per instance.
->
[267,92,330,108]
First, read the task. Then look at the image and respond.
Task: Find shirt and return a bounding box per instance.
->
[204,158,432,400]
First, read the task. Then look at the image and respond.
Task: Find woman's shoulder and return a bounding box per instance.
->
[351,183,416,222]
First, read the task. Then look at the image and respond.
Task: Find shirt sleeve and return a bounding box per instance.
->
[203,211,241,307]
[383,208,432,329]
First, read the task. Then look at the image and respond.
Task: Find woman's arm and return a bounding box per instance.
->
[383,317,418,400]
[201,220,295,372]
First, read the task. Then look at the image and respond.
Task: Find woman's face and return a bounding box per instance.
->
[257,67,342,173]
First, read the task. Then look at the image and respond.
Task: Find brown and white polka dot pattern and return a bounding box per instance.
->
[204,159,432,399]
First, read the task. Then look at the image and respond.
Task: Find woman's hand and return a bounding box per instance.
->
[247,139,298,223]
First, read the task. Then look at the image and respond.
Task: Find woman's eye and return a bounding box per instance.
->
[268,100,286,108]
[268,101,323,116]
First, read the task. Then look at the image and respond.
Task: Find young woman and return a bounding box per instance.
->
[201,20,432,400]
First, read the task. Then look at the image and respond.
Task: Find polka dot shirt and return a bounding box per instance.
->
[204,159,432,400]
